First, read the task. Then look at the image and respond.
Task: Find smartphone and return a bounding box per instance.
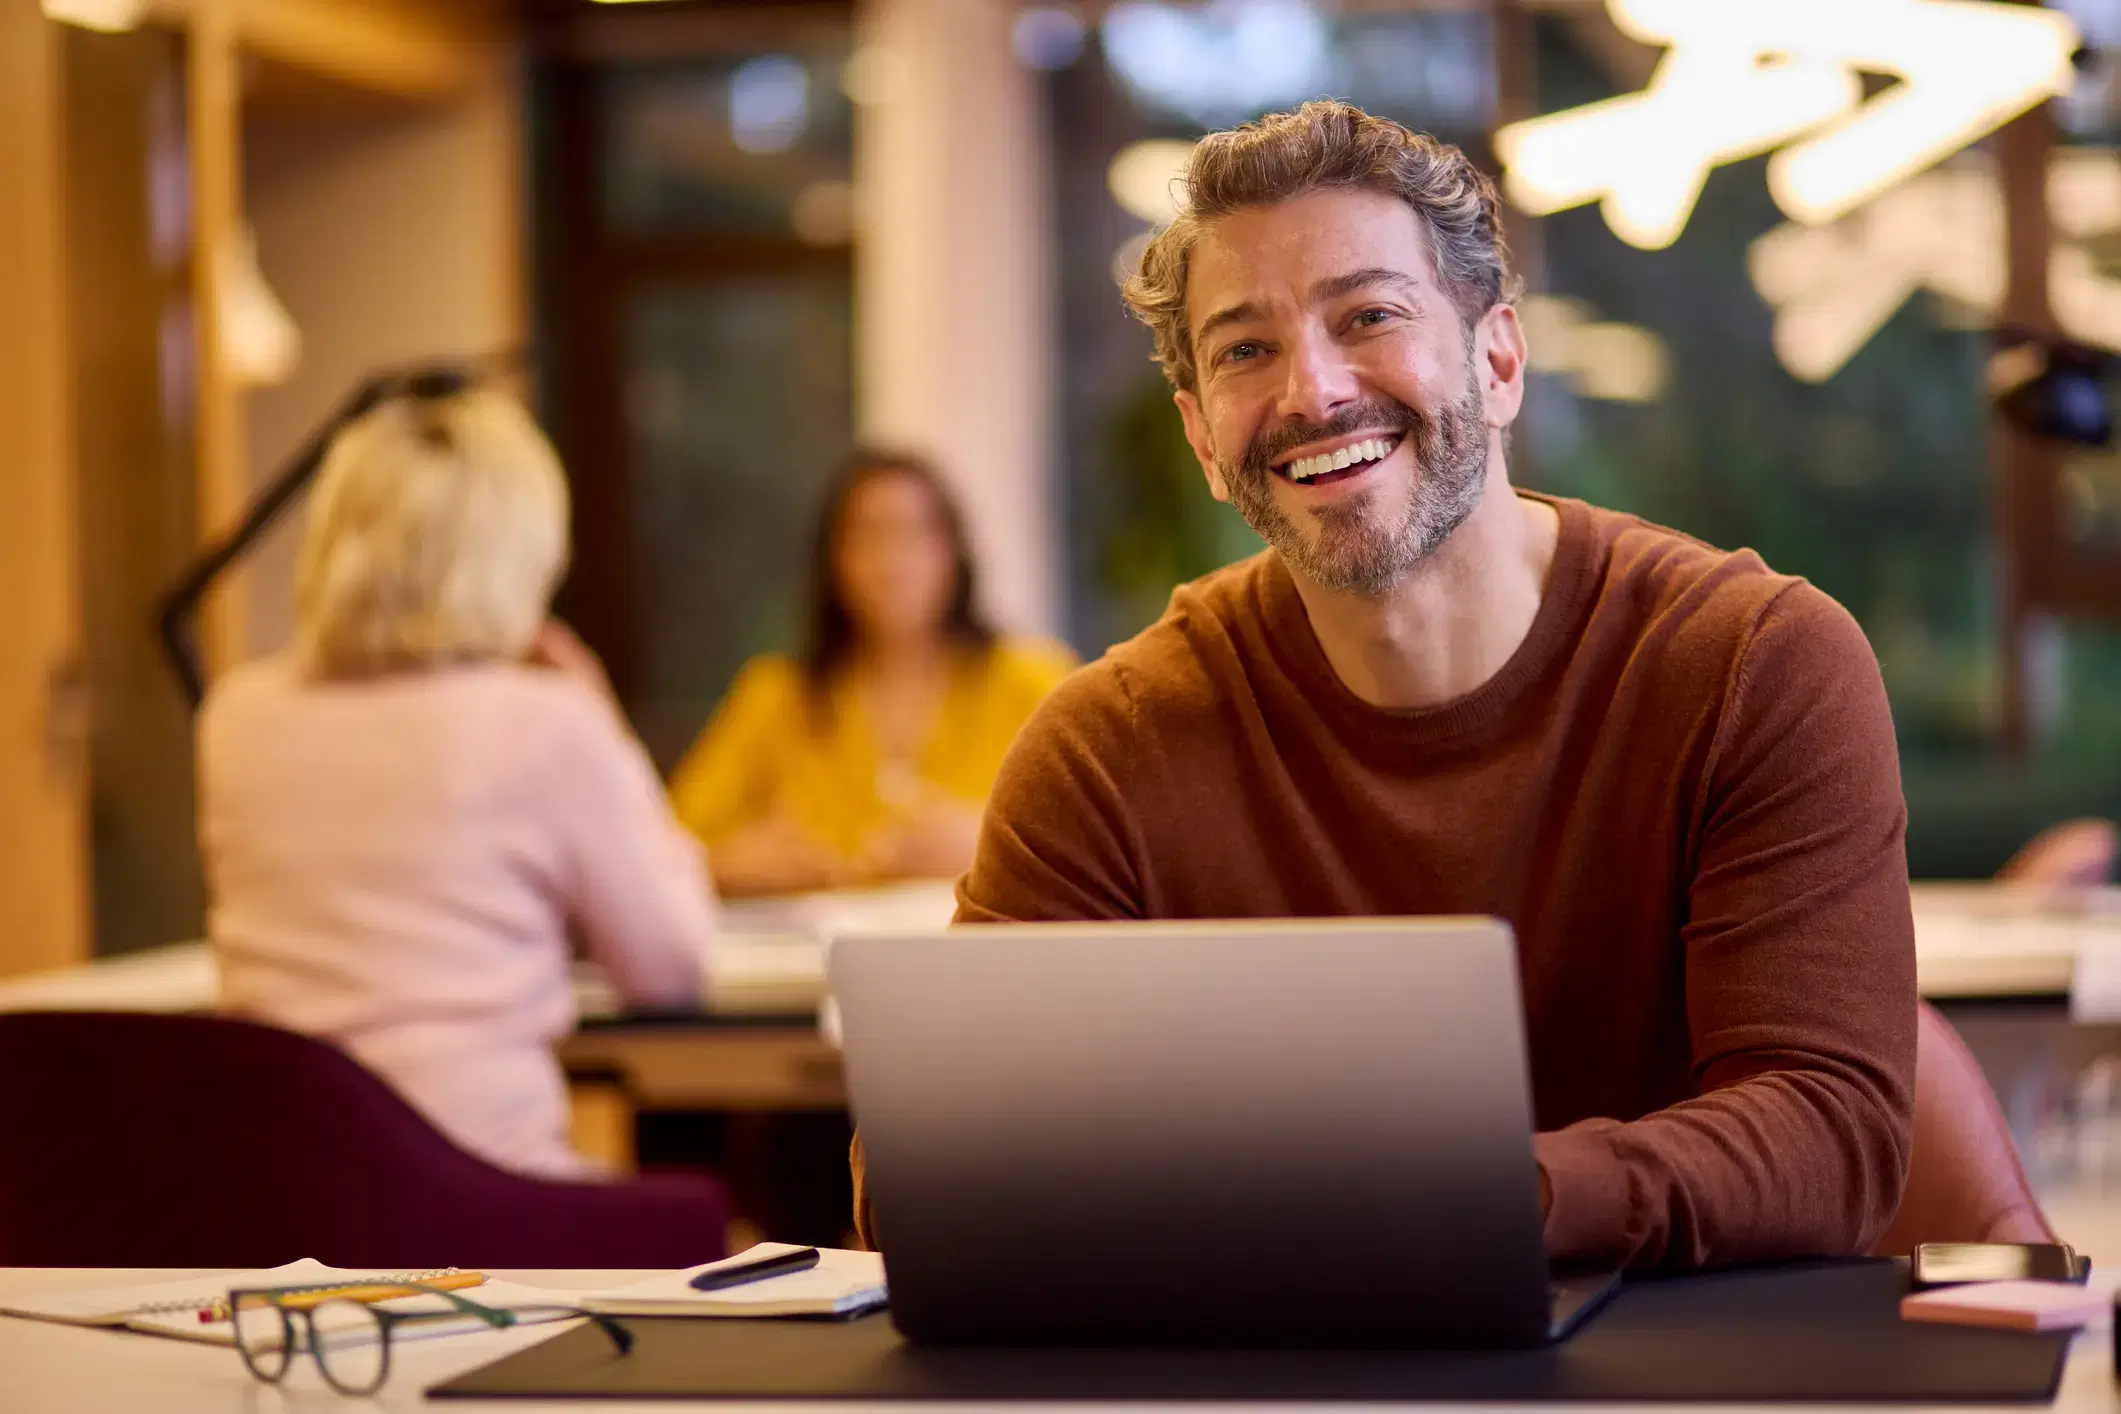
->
[1910,1241,2085,1288]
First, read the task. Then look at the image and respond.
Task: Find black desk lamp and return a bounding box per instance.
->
[155,349,527,709]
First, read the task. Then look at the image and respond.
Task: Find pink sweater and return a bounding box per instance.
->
[199,659,714,1178]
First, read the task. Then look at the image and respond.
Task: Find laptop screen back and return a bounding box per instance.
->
[829,917,1552,1348]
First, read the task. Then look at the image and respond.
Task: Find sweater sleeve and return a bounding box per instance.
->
[550,690,717,1011]
[1536,584,1917,1269]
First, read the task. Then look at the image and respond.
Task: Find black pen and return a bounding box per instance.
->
[689,1246,821,1292]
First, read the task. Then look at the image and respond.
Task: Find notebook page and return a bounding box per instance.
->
[583,1245,885,1315]
[124,1277,594,1347]
[0,1260,334,1325]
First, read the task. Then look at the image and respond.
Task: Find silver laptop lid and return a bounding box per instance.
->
[828,917,1552,1348]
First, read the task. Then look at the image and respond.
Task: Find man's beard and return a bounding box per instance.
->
[1217,379,1490,596]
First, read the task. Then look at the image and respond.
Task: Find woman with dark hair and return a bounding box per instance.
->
[671,450,1074,896]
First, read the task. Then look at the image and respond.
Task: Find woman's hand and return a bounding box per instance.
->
[863,797,983,882]
[711,813,859,897]
[527,619,618,706]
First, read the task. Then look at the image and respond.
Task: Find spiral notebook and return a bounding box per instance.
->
[0,1259,582,1347]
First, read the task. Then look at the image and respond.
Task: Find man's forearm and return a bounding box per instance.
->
[1536,1065,1910,1270]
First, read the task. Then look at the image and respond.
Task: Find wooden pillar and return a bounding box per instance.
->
[0,0,90,973]
[1490,0,1544,293]
[69,25,205,958]
[853,0,1060,637]
[189,0,248,673]
[1994,2,2059,763]
[1489,0,1545,481]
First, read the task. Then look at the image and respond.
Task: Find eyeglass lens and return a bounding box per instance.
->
[230,1293,294,1383]
[308,1297,391,1395]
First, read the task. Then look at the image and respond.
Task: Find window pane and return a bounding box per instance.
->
[600,51,854,239]
[2062,448,2121,560]
[623,272,855,766]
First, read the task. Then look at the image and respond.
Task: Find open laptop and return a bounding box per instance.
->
[827,917,1619,1349]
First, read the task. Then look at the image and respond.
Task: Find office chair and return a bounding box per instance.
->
[0,1011,730,1268]
[1869,1001,2060,1256]
[1875,818,2121,1255]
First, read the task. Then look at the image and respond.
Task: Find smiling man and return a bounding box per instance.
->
[854,101,1915,1272]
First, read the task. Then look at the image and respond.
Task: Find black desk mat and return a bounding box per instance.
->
[432,1260,2072,1403]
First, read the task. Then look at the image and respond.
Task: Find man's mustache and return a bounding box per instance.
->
[1239,396,1426,481]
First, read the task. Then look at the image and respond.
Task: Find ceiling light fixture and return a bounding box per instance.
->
[1495,0,2080,250]
[1750,149,2121,382]
[1107,139,1196,226]
[41,0,145,31]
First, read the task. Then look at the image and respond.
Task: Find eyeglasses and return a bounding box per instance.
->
[229,1280,634,1396]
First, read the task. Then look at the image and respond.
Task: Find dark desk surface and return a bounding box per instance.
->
[435,1259,2078,1404]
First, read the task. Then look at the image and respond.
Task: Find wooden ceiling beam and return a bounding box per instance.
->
[142,0,512,100]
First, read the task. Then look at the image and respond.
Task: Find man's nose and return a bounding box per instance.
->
[1277,329,1361,426]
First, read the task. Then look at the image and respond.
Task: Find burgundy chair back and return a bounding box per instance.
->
[0,1011,728,1269]
[1870,1001,2059,1256]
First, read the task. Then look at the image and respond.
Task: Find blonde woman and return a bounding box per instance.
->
[199,389,714,1179]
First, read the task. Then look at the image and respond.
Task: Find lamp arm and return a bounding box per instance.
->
[154,351,527,709]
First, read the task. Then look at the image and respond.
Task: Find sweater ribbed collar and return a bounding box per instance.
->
[1245,492,1602,754]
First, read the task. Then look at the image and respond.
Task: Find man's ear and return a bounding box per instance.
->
[1174,388,1232,504]
[1478,303,1528,432]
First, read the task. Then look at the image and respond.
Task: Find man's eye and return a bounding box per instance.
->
[1220,342,1263,365]
[1352,308,1393,328]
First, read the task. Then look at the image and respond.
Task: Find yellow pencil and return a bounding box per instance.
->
[203,1271,487,1323]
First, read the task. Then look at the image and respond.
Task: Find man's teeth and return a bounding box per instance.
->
[1285,436,1397,481]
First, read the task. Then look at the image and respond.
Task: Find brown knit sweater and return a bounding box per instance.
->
[853,494,1915,1271]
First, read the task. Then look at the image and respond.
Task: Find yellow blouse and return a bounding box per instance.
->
[668,639,1077,861]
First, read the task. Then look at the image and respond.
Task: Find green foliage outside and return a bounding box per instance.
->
[1093,373,1264,643]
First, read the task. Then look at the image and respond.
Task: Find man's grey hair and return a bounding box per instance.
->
[1121,99,1519,392]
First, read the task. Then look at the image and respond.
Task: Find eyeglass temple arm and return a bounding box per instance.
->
[388,1286,514,1326]
[154,348,530,710]
[387,1290,635,1354]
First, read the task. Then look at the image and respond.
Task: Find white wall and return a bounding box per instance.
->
[853,0,1061,639]
[241,62,526,657]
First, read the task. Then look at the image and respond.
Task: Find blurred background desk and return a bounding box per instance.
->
[0,880,954,1062]
[560,881,953,1116]
[1913,882,2121,1004]
[1,881,2113,1124]
[4,880,2115,1245]
[6,880,2104,1020]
